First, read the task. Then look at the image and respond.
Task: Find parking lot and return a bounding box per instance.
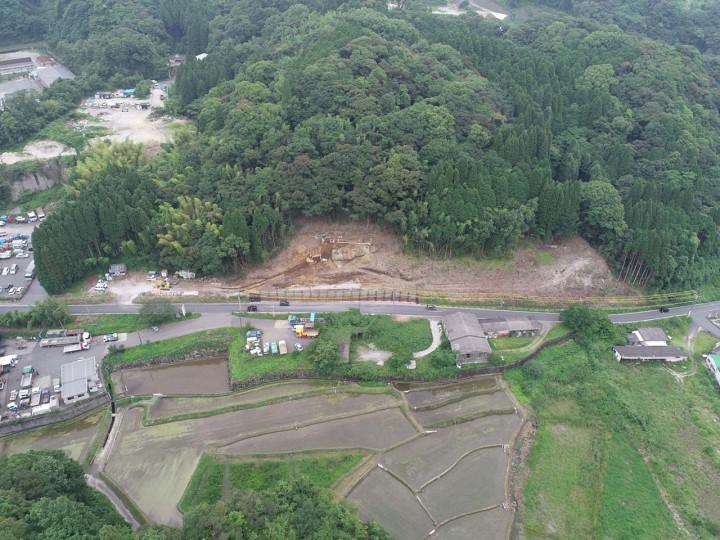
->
[0,332,111,420]
[0,217,47,305]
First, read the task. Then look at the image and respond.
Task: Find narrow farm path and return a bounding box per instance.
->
[413,320,442,358]
[85,474,141,531]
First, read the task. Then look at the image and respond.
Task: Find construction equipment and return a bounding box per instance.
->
[152,278,171,289]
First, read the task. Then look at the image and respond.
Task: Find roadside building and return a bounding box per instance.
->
[0,57,34,76]
[443,312,491,366]
[60,357,99,404]
[613,346,687,363]
[479,317,541,338]
[36,55,53,66]
[626,327,670,347]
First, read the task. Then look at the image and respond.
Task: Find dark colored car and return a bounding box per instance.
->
[279,300,290,306]
[659,307,670,313]
[249,295,261,302]
[40,388,50,404]
[426,305,437,311]
[246,305,258,312]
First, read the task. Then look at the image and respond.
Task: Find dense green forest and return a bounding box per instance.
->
[21,0,720,293]
[0,450,389,539]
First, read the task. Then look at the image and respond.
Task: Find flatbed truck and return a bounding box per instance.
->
[63,342,90,354]
[40,336,80,348]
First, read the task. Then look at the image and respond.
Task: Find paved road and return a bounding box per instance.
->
[1,298,718,336]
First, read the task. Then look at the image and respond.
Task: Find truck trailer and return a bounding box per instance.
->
[40,335,80,348]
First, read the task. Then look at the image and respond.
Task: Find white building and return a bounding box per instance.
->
[60,357,99,404]
[0,57,34,76]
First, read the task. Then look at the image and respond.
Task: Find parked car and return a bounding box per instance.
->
[7,402,17,412]
[246,305,258,312]
[294,343,304,352]
[15,286,24,295]
[40,388,50,404]
[1,267,9,276]
[9,264,17,274]
[4,284,11,290]
[279,300,290,306]
[8,287,16,295]
[249,296,261,302]
[9,390,17,401]
[15,253,29,258]
[14,216,26,223]
[263,343,270,355]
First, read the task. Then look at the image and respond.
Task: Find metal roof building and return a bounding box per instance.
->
[479,317,541,337]
[443,312,492,366]
[613,346,686,363]
[60,357,98,403]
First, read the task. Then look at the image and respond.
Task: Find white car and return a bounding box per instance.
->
[9,390,17,400]
[1,267,8,276]
[15,286,24,295]
[0,221,5,226]
[294,343,304,352]
[8,287,15,295]
[9,264,17,274]
[15,253,29,258]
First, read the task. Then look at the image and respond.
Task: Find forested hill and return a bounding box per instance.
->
[27,1,720,293]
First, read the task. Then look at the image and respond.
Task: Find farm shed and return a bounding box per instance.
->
[443,312,491,367]
[479,317,541,338]
[60,356,99,403]
[613,346,686,363]
[626,327,670,346]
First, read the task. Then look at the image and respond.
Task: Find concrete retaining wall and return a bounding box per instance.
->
[0,392,110,437]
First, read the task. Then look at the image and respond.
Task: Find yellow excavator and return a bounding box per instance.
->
[152,278,171,289]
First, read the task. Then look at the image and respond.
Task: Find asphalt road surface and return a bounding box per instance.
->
[0,298,713,335]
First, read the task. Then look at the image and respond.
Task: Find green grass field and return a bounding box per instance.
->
[74,313,200,335]
[181,453,365,511]
[507,317,720,538]
[104,328,242,369]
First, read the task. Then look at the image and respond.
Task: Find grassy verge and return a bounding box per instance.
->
[507,330,720,538]
[74,312,200,335]
[104,328,242,370]
[181,453,365,512]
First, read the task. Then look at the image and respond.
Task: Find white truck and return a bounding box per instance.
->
[63,342,90,354]
[27,211,37,222]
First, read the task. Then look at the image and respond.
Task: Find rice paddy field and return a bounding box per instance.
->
[112,356,231,396]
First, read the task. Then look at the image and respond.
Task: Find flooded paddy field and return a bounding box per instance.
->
[113,357,230,396]
[148,380,337,420]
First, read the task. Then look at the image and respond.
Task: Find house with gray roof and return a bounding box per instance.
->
[443,312,492,367]
[626,327,670,347]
